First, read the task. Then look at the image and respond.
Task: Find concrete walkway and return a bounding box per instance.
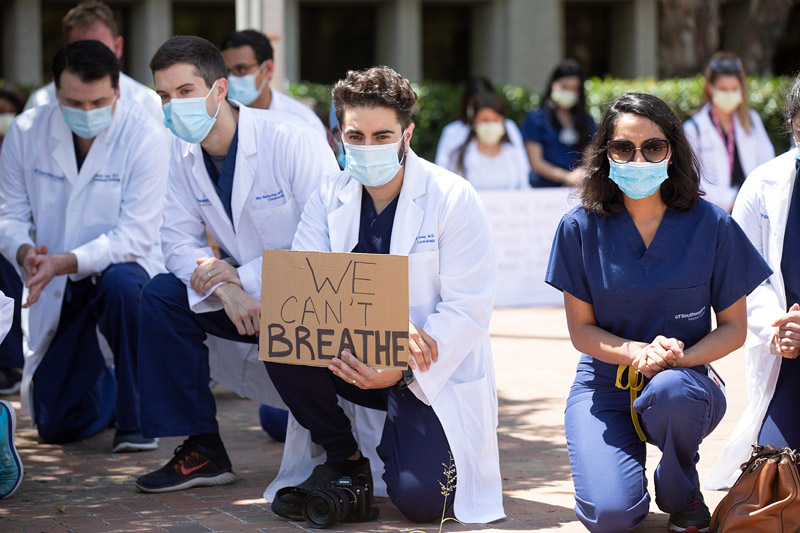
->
[0,307,746,532]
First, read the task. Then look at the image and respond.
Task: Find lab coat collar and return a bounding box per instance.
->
[330,175,362,253]
[390,149,426,255]
[228,101,258,231]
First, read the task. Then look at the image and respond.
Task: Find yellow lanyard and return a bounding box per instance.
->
[615,364,646,442]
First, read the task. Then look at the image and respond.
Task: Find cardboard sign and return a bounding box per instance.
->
[259,250,409,370]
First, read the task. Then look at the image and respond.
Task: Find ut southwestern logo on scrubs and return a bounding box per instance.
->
[675,306,706,321]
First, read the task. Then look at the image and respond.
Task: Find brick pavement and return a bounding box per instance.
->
[0,307,747,532]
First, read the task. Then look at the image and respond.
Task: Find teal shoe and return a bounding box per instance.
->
[0,399,22,499]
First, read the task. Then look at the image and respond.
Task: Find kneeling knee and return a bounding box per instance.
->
[576,496,647,533]
[389,485,446,523]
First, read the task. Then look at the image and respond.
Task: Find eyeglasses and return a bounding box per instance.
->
[227,63,261,77]
[607,138,670,163]
[709,58,742,75]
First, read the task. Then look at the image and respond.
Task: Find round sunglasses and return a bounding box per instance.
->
[607,138,670,163]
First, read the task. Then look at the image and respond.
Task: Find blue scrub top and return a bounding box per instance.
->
[522,107,597,187]
[781,160,800,309]
[202,127,238,222]
[351,190,399,255]
[546,199,771,374]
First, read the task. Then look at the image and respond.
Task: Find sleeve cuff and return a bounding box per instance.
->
[187,281,226,313]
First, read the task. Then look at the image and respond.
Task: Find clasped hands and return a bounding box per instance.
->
[772,303,800,359]
[328,321,438,390]
[16,244,77,308]
[633,335,685,378]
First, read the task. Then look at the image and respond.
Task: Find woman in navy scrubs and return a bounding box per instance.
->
[546,93,771,532]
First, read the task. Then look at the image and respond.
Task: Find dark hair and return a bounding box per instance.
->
[53,40,119,90]
[453,91,509,175]
[220,29,274,63]
[458,76,494,123]
[702,51,751,132]
[0,86,26,114]
[580,93,702,216]
[542,59,594,149]
[332,66,417,130]
[784,73,800,129]
[62,0,119,40]
[150,36,227,88]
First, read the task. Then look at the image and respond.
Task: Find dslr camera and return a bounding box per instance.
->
[301,473,379,528]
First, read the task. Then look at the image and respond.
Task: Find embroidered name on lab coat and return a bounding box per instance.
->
[675,306,706,321]
[196,197,212,206]
[255,190,285,202]
[93,173,121,182]
[416,233,436,245]
[34,168,64,181]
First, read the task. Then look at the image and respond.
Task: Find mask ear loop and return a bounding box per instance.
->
[253,61,269,96]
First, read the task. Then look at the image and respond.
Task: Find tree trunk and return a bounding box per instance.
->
[659,0,722,77]
[737,0,793,75]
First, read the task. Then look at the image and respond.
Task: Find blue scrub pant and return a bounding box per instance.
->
[264,362,453,523]
[758,356,800,449]
[32,263,149,443]
[565,366,726,533]
[0,256,24,369]
[138,273,258,438]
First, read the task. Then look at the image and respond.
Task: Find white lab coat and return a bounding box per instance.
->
[434,118,528,171]
[0,100,169,416]
[705,149,797,490]
[24,73,163,124]
[685,103,775,210]
[268,88,327,140]
[0,291,11,345]
[265,149,505,524]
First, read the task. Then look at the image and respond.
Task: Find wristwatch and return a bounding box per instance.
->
[396,369,415,390]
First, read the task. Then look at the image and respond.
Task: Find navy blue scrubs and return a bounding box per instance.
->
[546,199,771,532]
[264,190,454,523]
[759,160,800,449]
[0,257,23,371]
[138,128,257,439]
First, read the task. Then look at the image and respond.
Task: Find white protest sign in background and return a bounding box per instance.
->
[479,187,578,307]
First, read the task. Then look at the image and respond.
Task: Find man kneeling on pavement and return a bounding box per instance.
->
[265,66,505,524]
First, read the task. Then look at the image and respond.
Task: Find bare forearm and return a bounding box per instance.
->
[53,253,78,276]
[679,322,746,367]
[569,322,647,366]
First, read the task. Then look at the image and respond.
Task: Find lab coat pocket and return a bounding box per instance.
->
[664,284,710,346]
[249,198,299,250]
[452,375,492,459]
[84,181,122,231]
[408,250,440,307]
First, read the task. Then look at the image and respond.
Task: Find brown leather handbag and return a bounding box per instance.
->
[710,445,800,532]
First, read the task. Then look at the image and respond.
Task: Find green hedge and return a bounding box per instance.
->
[290,76,794,162]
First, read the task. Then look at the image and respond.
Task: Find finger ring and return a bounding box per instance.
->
[208,271,213,278]
[352,379,357,385]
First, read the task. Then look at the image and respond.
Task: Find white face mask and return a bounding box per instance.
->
[551,88,579,109]
[474,121,505,146]
[0,112,16,137]
[712,89,743,114]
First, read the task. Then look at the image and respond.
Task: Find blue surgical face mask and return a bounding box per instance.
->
[226,63,267,106]
[607,157,670,200]
[60,97,115,139]
[163,81,221,143]
[343,132,407,187]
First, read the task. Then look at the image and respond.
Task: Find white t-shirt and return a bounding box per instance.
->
[268,88,327,139]
[24,72,162,123]
[434,118,528,170]
[445,140,530,190]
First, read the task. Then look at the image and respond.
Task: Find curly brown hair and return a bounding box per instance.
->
[332,66,417,130]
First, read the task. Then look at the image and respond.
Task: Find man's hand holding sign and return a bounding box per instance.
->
[260,250,431,389]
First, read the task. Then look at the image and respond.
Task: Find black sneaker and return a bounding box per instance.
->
[135,437,235,493]
[112,430,159,453]
[272,455,372,520]
[668,492,710,532]
[0,368,22,396]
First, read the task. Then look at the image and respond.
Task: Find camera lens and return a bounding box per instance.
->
[302,488,352,529]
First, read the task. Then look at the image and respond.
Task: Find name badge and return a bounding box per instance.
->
[705,364,725,395]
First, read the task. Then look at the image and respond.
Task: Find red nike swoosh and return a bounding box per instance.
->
[181,460,210,476]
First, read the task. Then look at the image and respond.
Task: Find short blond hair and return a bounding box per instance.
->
[62,0,119,41]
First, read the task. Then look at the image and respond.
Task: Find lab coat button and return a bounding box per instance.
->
[54,291,62,298]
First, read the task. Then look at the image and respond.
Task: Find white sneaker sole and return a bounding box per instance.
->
[135,471,237,493]
[112,438,160,453]
[0,400,23,499]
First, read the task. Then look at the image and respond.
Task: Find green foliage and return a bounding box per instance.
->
[290,76,794,161]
